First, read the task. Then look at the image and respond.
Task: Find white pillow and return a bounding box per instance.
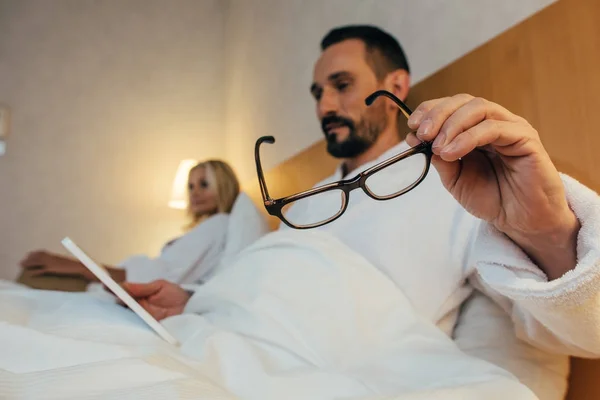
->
[454,290,569,400]
[222,192,270,261]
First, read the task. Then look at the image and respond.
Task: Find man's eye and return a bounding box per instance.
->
[336,82,350,91]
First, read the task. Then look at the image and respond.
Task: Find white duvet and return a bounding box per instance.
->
[0,230,536,400]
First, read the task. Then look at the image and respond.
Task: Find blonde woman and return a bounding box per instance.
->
[20,160,241,285]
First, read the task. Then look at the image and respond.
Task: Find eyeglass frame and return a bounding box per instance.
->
[254,90,434,230]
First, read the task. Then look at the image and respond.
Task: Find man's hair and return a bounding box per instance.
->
[321,25,410,80]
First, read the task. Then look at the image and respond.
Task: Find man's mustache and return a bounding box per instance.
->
[321,115,355,137]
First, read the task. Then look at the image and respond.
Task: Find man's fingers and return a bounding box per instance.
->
[409,95,527,145]
[406,97,451,128]
[433,97,527,151]
[438,120,539,162]
[405,132,420,147]
[411,94,474,140]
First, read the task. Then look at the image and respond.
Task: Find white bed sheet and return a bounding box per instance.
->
[0,230,537,400]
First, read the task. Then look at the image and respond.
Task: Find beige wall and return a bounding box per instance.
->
[223,0,557,183]
[0,0,226,279]
[0,0,564,279]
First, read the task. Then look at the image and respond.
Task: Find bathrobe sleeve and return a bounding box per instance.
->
[121,214,229,285]
[469,174,600,358]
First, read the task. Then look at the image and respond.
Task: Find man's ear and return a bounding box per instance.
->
[385,69,410,102]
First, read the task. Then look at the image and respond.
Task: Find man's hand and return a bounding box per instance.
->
[120,280,191,321]
[407,94,580,280]
[20,250,96,281]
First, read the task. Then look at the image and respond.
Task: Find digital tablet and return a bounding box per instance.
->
[61,237,180,346]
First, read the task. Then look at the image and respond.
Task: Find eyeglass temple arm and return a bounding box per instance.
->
[365,90,413,119]
[254,136,275,202]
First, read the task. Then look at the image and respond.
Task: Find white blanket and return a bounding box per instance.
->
[0,230,535,400]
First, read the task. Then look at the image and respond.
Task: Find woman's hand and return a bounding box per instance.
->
[120,280,191,320]
[20,250,96,281]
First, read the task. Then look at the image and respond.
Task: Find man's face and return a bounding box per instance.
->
[311,39,388,158]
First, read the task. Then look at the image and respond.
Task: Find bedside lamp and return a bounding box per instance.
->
[168,159,198,210]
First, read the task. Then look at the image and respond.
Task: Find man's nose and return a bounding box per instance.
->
[317,89,340,119]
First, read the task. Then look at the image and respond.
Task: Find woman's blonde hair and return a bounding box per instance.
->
[186,159,240,230]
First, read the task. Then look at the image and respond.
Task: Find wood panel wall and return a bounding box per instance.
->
[244,1,600,396]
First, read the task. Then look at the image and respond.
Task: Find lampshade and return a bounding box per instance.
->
[168,159,198,209]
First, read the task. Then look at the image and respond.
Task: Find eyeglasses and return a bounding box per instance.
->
[254,90,433,230]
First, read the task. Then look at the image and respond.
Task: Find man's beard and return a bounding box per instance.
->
[321,104,388,159]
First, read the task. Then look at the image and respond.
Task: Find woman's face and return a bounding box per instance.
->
[187,166,218,216]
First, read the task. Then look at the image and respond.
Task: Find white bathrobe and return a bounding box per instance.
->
[82,217,230,304]
[116,214,229,285]
[83,214,230,295]
[278,140,599,397]
[281,140,600,350]
[110,192,270,286]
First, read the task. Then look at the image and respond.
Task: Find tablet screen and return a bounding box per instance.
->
[61,237,179,346]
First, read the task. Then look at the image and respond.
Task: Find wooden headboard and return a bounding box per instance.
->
[244,0,600,398]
